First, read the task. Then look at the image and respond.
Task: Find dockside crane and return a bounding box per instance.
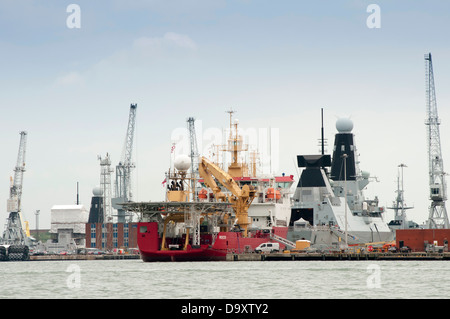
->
[198,156,256,237]
[187,117,199,201]
[112,103,137,223]
[2,131,29,244]
[424,53,450,228]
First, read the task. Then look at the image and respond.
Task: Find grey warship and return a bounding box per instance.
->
[288,117,394,249]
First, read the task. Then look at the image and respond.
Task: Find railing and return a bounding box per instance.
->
[269,234,296,249]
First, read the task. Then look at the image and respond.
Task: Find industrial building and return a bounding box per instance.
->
[396,229,450,252]
[46,204,89,252]
[85,222,138,250]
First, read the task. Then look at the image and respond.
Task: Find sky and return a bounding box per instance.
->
[1,0,450,229]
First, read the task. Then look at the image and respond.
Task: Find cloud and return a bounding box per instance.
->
[133,32,197,51]
[54,71,84,86]
[53,32,197,87]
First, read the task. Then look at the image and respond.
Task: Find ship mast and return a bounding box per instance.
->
[222,109,248,178]
[424,53,449,228]
[387,164,413,229]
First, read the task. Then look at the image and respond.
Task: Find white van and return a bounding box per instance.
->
[255,242,280,253]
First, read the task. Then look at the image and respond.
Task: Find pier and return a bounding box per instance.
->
[226,251,450,261]
[29,254,141,261]
[21,251,450,262]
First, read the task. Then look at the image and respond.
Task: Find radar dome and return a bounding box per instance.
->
[361,171,370,179]
[336,118,353,133]
[174,154,191,171]
[93,186,103,196]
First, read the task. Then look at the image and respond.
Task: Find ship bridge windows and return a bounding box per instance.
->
[276,182,291,189]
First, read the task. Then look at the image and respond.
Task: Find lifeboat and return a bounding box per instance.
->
[266,188,281,200]
[198,188,208,200]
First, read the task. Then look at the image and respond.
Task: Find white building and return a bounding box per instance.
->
[48,205,89,252]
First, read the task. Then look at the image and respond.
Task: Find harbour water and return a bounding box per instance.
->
[1,259,450,299]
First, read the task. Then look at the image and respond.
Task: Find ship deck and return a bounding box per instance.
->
[120,201,232,214]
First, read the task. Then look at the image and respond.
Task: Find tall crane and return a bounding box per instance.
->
[2,131,28,244]
[198,156,256,237]
[112,104,137,223]
[187,117,199,201]
[424,53,449,228]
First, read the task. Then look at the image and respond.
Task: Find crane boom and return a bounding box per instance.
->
[424,53,449,228]
[10,131,27,210]
[198,156,256,236]
[2,131,28,244]
[113,103,137,223]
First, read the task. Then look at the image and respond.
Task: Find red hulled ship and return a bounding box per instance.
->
[122,112,293,262]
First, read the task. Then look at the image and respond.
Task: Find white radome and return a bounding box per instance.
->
[93,186,103,196]
[336,118,353,133]
[174,154,191,171]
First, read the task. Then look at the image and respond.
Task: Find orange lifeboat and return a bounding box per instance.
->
[266,188,281,200]
[198,188,208,200]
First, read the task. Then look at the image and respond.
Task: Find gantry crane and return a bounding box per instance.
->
[112,103,137,223]
[2,131,29,244]
[424,53,449,228]
[198,156,256,237]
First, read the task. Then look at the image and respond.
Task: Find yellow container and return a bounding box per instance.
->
[295,240,311,250]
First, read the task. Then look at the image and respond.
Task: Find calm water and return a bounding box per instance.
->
[1,259,449,299]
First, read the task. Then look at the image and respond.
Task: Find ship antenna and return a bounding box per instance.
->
[321,108,325,156]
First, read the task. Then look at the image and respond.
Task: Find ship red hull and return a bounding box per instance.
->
[137,222,288,262]
[140,245,227,262]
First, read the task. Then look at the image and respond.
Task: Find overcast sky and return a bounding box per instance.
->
[1,0,450,229]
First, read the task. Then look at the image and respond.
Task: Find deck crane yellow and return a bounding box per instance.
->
[198,156,256,237]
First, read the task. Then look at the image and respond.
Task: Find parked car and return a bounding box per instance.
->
[399,246,411,253]
[255,242,280,253]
